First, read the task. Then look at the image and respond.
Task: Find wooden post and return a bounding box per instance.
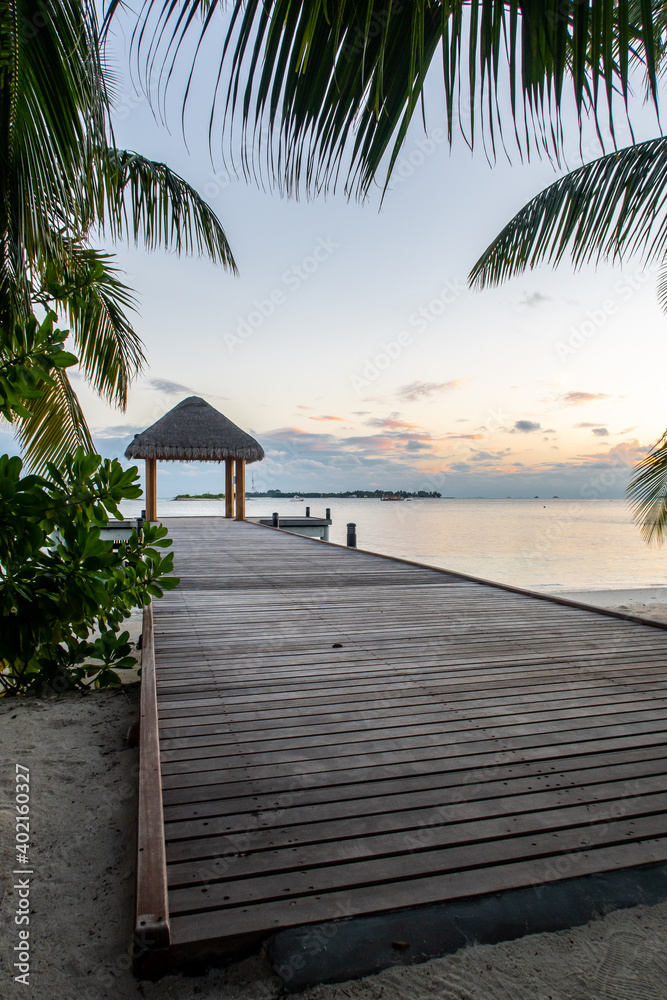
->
[145,458,157,522]
[235,459,245,520]
[225,459,234,518]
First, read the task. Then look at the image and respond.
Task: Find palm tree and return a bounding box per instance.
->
[1,0,237,471]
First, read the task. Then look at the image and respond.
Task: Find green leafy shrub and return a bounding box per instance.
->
[0,447,179,695]
[0,311,77,421]
[0,312,179,695]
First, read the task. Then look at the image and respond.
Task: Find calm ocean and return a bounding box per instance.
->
[120,497,667,594]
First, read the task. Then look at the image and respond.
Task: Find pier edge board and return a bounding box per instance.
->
[134,602,171,970]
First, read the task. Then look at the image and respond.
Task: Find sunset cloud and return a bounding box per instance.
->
[560,391,612,406]
[310,415,346,422]
[365,413,420,431]
[443,433,484,440]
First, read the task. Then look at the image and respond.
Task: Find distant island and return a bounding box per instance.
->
[174,489,442,499]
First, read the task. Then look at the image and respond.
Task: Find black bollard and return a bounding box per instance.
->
[305,506,310,517]
[325,508,331,520]
[272,512,280,527]
[346,522,357,548]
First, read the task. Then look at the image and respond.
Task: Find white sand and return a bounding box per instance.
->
[551,588,667,624]
[2,597,667,1000]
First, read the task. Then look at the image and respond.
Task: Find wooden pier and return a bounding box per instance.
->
[135,516,667,983]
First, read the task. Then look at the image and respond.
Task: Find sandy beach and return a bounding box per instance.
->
[2,594,667,1000]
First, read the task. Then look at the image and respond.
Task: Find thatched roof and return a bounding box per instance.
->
[125,396,265,463]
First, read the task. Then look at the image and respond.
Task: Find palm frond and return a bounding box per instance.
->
[6,0,109,260]
[102,0,666,199]
[41,245,145,409]
[469,136,667,288]
[13,369,94,474]
[657,251,667,311]
[627,430,667,544]
[91,149,238,270]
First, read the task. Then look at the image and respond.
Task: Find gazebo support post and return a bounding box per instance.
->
[225,459,234,518]
[145,458,157,522]
[234,459,245,520]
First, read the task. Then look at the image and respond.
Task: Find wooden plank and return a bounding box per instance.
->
[158,704,667,763]
[164,784,667,865]
[157,686,667,740]
[168,838,667,945]
[159,714,667,779]
[162,746,667,829]
[164,773,667,848]
[167,812,667,910]
[135,603,170,951]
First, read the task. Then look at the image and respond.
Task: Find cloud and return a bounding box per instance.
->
[519,291,551,307]
[365,413,419,431]
[93,424,147,440]
[352,411,371,416]
[239,423,651,498]
[592,427,610,436]
[560,391,611,406]
[145,377,199,395]
[573,439,645,467]
[296,405,312,411]
[574,422,598,428]
[396,379,465,402]
[513,420,542,433]
[310,415,345,422]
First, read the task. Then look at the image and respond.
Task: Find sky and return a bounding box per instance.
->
[5,11,667,498]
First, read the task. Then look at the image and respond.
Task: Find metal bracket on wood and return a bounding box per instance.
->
[134,603,171,967]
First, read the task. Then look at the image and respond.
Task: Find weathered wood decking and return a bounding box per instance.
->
[137,515,667,981]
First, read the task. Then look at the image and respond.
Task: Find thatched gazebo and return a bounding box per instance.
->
[125,396,264,521]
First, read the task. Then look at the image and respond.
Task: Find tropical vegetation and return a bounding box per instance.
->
[105,0,664,197]
[1,0,237,472]
[0,314,178,695]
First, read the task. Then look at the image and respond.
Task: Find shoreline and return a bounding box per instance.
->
[537,587,667,624]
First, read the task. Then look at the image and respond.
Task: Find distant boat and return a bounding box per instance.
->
[381,494,405,501]
[291,495,304,501]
